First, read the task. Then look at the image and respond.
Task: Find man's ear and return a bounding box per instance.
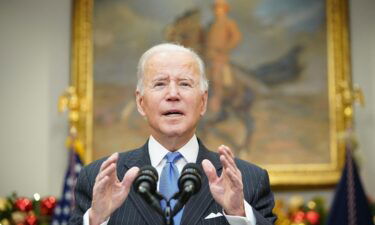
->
[135,91,146,116]
[200,91,208,116]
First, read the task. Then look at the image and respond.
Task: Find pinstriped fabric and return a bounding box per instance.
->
[181,142,276,225]
[68,140,277,225]
[68,161,98,224]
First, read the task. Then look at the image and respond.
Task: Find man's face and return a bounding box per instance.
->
[214,5,228,17]
[136,51,208,140]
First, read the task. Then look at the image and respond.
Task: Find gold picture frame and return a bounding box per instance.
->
[67,0,355,187]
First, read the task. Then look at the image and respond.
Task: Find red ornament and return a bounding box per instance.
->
[40,196,57,216]
[292,210,305,223]
[306,210,320,225]
[25,214,37,225]
[15,198,33,212]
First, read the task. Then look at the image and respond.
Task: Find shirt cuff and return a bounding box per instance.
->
[223,200,256,225]
[83,208,110,225]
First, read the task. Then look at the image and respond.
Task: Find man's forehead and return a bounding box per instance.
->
[144,51,199,75]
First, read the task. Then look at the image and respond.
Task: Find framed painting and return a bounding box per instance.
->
[69,0,353,186]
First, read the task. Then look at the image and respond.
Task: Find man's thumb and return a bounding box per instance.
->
[202,159,217,183]
[122,167,139,189]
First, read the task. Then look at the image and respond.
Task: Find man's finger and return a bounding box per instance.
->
[99,152,119,173]
[202,159,218,184]
[220,151,236,169]
[122,167,140,191]
[219,153,238,174]
[94,175,110,195]
[220,155,242,183]
[218,145,234,158]
[218,146,235,165]
[225,167,243,188]
[218,145,238,171]
[96,163,117,183]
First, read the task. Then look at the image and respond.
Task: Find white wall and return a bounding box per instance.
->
[0,0,71,196]
[0,0,373,202]
[350,0,375,194]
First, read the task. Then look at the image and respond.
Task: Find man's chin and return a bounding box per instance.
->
[163,130,185,138]
[159,127,192,139]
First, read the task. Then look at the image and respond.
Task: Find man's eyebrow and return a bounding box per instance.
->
[178,78,195,82]
[151,76,168,82]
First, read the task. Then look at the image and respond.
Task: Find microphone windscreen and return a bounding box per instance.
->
[181,163,202,176]
[178,163,202,193]
[140,165,159,180]
[133,165,158,194]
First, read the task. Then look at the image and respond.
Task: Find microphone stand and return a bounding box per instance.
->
[163,183,199,224]
[162,192,188,225]
[164,200,173,225]
[137,185,165,217]
[138,189,179,225]
[170,184,193,218]
[136,163,201,225]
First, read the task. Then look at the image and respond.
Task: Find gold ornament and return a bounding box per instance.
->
[274,199,291,225]
[307,200,316,210]
[11,211,26,223]
[289,196,304,212]
[0,198,8,211]
[0,219,11,225]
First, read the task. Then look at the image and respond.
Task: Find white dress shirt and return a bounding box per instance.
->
[83,135,256,225]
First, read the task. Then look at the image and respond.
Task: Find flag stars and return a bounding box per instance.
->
[75,164,82,173]
[63,206,70,215]
[64,192,72,201]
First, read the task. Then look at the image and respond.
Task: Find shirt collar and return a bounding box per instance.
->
[148,135,199,167]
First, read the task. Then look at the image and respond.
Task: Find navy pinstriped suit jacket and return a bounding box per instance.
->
[69,141,276,225]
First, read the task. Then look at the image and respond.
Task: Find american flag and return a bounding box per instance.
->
[327,148,374,225]
[51,147,83,225]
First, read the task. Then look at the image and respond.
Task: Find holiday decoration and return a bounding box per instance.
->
[274,196,327,225]
[0,193,57,225]
[305,210,319,225]
[24,214,37,225]
[273,129,375,225]
[14,198,32,212]
[40,197,57,216]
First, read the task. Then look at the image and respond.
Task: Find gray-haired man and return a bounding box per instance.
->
[69,43,276,225]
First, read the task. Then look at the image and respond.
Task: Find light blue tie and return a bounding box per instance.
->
[159,152,183,225]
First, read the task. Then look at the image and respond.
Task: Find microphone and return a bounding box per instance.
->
[178,163,202,194]
[133,165,163,215]
[172,163,202,216]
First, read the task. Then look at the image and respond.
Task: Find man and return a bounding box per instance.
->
[205,0,242,114]
[69,43,276,225]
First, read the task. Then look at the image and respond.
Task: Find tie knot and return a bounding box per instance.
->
[165,152,182,163]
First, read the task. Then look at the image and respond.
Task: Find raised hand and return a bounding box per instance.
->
[89,152,139,225]
[202,145,245,216]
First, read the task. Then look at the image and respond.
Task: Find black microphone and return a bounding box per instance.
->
[133,165,163,215]
[178,163,202,194]
[172,163,202,216]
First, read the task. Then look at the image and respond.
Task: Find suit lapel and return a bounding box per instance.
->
[118,142,165,225]
[181,142,222,225]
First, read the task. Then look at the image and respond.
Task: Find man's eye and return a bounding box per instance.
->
[153,82,166,87]
[180,82,192,87]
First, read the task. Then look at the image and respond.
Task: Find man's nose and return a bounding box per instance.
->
[166,83,180,101]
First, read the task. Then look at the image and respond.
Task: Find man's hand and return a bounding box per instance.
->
[89,152,139,225]
[202,145,245,217]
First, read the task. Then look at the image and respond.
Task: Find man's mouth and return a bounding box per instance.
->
[163,110,184,117]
